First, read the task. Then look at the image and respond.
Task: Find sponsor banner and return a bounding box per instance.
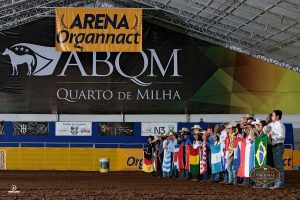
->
[0,18,218,114]
[119,149,143,170]
[1,18,300,114]
[283,149,293,170]
[0,150,5,170]
[55,122,92,136]
[12,122,49,136]
[99,122,134,136]
[293,150,300,167]
[0,121,4,135]
[141,122,177,136]
[55,8,142,52]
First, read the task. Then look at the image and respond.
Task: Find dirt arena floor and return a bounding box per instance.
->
[0,171,299,200]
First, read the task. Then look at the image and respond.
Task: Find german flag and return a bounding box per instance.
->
[142,150,154,173]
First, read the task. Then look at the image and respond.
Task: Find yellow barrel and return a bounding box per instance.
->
[99,158,110,173]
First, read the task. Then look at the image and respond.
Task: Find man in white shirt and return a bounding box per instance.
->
[268,110,285,189]
[167,132,178,178]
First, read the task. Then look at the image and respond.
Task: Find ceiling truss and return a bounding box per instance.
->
[0,0,299,72]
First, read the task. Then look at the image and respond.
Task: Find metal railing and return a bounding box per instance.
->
[0,142,145,148]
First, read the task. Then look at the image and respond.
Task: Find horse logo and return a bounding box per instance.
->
[2,48,35,76]
[1,43,62,76]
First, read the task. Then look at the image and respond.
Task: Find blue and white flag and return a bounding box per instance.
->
[211,144,222,174]
[162,149,172,172]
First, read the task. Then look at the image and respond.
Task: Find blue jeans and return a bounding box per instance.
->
[211,173,220,182]
[184,169,190,179]
[172,169,178,178]
[243,177,250,184]
[202,171,210,180]
[273,144,285,187]
[227,158,237,184]
[221,170,228,183]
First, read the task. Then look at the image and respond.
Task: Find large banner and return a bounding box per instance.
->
[141,122,177,136]
[12,122,49,136]
[55,8,142,52]
[98,122,134,136]
[1,18,300,114]
[55,122,92,136]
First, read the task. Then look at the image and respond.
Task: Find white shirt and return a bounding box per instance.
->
[167,139,178,153]
[269,120,285,145]
[193,140,202,149]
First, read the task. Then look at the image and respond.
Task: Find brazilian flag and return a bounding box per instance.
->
[254,134,268,167]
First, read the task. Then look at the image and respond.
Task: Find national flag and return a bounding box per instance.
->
[200,142,207,174]
[162,149,172,172]
[188,146,200,176]
[233,137,242,171]
[173,144,184,170]
[222,133,230,170]
[211,144,222,174]
[237,138,255,178]
[142,150,154,173]
[185,145,190,170]
[254,134,268,167]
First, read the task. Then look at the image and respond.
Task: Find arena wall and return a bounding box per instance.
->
[0,147,299,171]
[0,148,143,171]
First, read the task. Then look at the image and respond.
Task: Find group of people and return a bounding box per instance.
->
[143,110,285,190]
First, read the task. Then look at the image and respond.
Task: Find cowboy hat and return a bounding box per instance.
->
[191,125,202,129]
[180,127,190,133]
[168,131,175,136]
[251,119,261,125]
[226,122,237,129]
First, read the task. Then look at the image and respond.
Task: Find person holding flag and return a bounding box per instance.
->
[142,136,155,174]
[173,134,184,179]
[162,134,171,177]
[226,123,238,185]
[252,120,269,188]
[206,125,215,181]
[233,125,243,184]
[200,129,209,180]
[162,132,178,178]
[187,131,202,181]
[237,123,255,187]
[179,128,192,179]
[219,124,229,184]
[210,133,222,183]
